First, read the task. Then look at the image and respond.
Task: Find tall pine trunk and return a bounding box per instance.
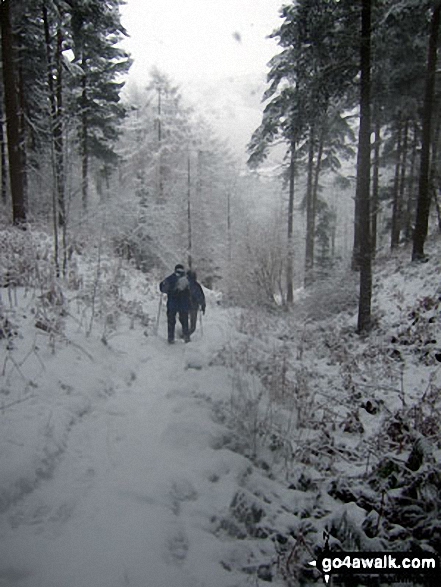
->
[412,4,441,261]
[156,87,164,203]
[357,0,372,334]
[391,118,409,249]
[312,130,324,254]
[0,105,7,205]
[391,118,403,249]
[286,140,296,304]
[81,63,88,211]
[404,122,419,241]
[0,0,26,225]
[371,115,381,254]
[304,127,315,287]
[187,152,192,268]
[43,5,67,274]
[429,105,441,233]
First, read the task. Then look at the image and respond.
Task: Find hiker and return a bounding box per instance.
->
[187,270,206,335]
[159,264,191,343]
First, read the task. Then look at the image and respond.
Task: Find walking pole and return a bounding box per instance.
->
[155,293,163,336]
[199,309,204,338]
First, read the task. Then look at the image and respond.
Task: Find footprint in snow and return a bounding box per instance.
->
[164,527,189,564]
[170,478,198,515]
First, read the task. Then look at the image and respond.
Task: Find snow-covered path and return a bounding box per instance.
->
[0,308,250,587]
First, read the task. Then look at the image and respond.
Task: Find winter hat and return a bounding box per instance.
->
[174,264,185,275]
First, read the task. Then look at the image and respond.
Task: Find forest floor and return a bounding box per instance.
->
[0,229,440,587]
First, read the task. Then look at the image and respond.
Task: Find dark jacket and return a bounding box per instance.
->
[187,272,206,312]
[160,272,191,312]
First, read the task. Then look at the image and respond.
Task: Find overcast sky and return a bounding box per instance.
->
[119,0,284,157]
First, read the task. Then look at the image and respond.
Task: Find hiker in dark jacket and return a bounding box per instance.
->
[159,264,191,343]
[187,270,206,336]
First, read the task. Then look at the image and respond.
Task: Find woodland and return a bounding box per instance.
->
[0,1,441,586]
[0,0,440,314]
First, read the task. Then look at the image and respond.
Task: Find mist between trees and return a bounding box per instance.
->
[1,0,440,332]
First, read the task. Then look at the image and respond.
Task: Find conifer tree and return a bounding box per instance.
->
[412,1,441,261]
[356,0,372,334]
[69,0,131,210]
[0,0,26,224]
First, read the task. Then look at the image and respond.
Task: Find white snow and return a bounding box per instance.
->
[0,270,250,587]
[0,234,440,587]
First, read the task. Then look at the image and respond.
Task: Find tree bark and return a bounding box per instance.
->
[304,127,315,287]
[286,140,296,304]
[0,105,7,205]
[156,86,164,203]
[357,0,372,334]
[187,152,192,269]
[391,118,403,249]
[0,0,26,225]
[412,4,441,261]
[312,130,324,252]
[371,116,381,254]
[404,122,419,241]
[81,62,88,212]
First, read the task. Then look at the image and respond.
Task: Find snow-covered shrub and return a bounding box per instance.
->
[296,264,359,321]
[0,302,17,345]
[211,240,441,587]
[390,293,441,365]
[224,216,288,308]
[34,279,67,337]
[0,227,53,289]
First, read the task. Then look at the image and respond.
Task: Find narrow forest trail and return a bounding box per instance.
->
[0,307,251,587]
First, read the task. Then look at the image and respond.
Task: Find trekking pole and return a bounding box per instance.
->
[199,309,204,338]
[155,293,163,335]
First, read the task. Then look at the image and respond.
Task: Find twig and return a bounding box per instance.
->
[2,353,27,380]
[1,394,35,412]
[61,335,94,362]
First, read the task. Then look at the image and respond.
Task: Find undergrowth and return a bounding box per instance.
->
[0,226,153,405]
[212,243,441,585]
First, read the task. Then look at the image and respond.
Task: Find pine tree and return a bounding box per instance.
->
[69,0,131,210]
[0,0,26,224]
[356,0,372,334]
[412,1,441,261]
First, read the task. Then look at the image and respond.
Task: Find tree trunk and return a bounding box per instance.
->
[433,184,441,232]
[81,62,88,212]
[391,119,410,249]
[286,140,296,304]
[357,0,372,335]
[55,27,65,231]
[391,118,403,249]
[43,16,65,209]
[412,4,441,261]
[429,104,441,232]
[187,152,192,268]
[304,127,315,287]
[17,58,28,211]
[397,119,409,240]
[227,189,232,262]
[0,105,7,205]
[43,5,66,274]
[157,87,164,203]
[404,122,419,241]
[312,130,324,250]
[0,0,26,225]
[371,116,381,255]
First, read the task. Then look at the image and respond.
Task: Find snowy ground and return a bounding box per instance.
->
[0,232,440,587]
[0,273,256,586]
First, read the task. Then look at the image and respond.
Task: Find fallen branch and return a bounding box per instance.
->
[1,394,35,412]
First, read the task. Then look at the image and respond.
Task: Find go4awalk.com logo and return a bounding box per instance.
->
[309,552,439,585]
